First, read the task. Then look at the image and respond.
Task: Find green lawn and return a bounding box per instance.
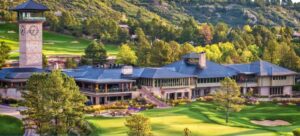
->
[0,23,119,60]
[0,115,24,136]
[86,102,300,136]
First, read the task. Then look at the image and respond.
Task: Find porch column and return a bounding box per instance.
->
[175,92,178,100]
[121,83,124,92]
[104,97,108,104]
[95,97,100,105]
[243,87,247,95]
[121,96,124,101]
[95,84,99,93]
[105,84,108,93]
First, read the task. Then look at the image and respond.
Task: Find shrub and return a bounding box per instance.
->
[293,128,300,136]
[196,96,214,102]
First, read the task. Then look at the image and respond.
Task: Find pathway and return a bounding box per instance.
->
[139,87,170,108]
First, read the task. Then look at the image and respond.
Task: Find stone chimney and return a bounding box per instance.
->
[199,52,206,69]
[121,66,133,75]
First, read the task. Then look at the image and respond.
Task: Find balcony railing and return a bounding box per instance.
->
[80,88,136,93]
[20,17,46,22]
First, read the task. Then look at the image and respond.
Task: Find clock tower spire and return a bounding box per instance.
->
[11,0,49,68]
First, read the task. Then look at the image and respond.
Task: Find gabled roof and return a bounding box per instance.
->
[226,60,298,76]
[164,60,238,78]
[11,0,49,12]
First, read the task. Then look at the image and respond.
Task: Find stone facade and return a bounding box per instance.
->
[19,22,43,68]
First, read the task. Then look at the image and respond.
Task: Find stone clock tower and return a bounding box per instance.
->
[11,0,49,68]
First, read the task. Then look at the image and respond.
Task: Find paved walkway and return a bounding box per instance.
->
[0,105,37,136]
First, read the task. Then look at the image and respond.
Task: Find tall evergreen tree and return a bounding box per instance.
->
[125,114,152,136]
[135,28,152,66]
[213,77,245,124]
[21,71,89,135]
[81,40,108,66]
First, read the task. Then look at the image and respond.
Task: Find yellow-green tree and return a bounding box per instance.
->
[117,44,137,65]
[125,114,152,136]
[213,77,245,124]
[0,42,11,69]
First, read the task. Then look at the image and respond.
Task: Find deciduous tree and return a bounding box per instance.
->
[0,42,11,69]
[117,44,137,65]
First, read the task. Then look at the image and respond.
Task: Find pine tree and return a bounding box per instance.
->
[213,77,245,124]
[125,114,152,136]
[135,28,152,66]
[21,71,89,135]
[82,40,108,66]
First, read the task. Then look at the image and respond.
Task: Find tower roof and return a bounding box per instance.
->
[10,0,49,12]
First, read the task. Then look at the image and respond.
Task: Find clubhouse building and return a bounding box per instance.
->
[0,0,298,105]
[0,52,298,104]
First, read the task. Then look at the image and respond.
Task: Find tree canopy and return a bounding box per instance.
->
[0,42,11,69]
[21,71,90,135]
[213,77,245,124]
[81,40,108,66]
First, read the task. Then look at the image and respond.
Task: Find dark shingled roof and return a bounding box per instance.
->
[10,0,49,11]
[227,60,298,76]
[164,60,238,78]
[0,68,45,80]
[139,68,194,79]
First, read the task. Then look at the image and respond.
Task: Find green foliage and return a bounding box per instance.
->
[117,44,137,65]
[293,128,300,136]
[184,128,192,136]
[65,58,78,69]
[213,77,245,123]
[136,28,152,66]
[42,54,48,68]
[21,71,89,135]
[0,42,11,68]
[125,114,153,136]
[82,40,108,66]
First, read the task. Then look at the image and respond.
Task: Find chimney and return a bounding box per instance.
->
[121,66,133,75]
[199,52,206,69]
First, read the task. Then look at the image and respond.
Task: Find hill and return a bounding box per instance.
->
[0,23,118,60]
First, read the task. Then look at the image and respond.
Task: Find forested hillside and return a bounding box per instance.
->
[0,0,300,71]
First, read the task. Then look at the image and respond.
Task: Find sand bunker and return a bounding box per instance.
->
[251,120,291,126]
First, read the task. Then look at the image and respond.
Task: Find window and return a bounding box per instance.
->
[270,87,284,95]
[272,76,287,80]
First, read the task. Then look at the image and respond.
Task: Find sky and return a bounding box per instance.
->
[293,0,300,3]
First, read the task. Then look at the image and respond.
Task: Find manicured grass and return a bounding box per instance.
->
[0,115,24,136]
[0,23,119,60]
[87,102,300,136]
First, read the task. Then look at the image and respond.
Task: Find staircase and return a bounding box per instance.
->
[139,87,170,108]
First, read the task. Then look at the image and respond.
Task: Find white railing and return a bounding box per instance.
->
[21,17,46,21]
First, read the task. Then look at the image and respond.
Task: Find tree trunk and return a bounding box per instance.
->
[226,108,229,124]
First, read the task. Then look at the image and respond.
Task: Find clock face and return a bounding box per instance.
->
[20,25,26,36]
[28,25,39,36]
